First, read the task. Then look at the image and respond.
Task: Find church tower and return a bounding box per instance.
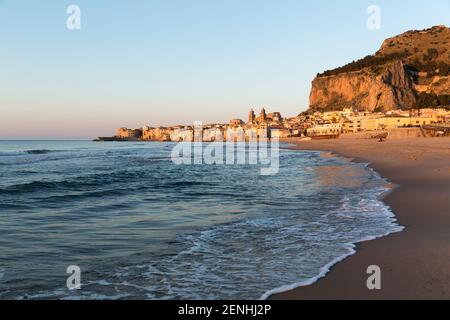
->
[248,109,256,123]
[260,108,267,122]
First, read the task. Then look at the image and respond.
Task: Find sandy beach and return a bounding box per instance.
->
[271,136,450,300]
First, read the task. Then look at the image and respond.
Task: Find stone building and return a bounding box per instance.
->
[142,126,172,141]
[116,127,142,140]
[307,123,342,137]
[170,127,193,142]
[203,126,225,142]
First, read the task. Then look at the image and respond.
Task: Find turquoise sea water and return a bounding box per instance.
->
[0,141,402,299]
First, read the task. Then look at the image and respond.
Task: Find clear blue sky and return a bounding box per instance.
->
[1,0,449,139]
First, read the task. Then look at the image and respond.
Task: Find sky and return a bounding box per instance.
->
[0,0,449,139]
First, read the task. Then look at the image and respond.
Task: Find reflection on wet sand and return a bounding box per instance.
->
[313,165,369,189]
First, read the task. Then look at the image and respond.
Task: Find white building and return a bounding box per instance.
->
[170,127,193,142]
[203,127,225,142]
[306,123,342,136]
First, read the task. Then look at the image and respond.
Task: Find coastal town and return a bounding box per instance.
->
[97,107,450,142]
[98,25,450,143]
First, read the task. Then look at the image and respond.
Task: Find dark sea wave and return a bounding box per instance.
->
[0,149,59,157]
[24,149,56,155]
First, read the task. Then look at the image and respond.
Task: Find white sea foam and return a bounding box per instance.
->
[260,220,404,300]
[260,155,404,300]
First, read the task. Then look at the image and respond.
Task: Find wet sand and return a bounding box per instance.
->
[271,137,450,300]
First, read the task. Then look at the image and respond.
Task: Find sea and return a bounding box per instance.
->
[0,140,403,300]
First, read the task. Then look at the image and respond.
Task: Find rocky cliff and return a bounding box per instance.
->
[309,25,450,111]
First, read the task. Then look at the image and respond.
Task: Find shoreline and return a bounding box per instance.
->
[270,136,450,300]
[260,148,404,300]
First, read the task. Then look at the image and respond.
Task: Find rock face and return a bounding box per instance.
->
[310,61,416,112]
[309,25,450,111]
